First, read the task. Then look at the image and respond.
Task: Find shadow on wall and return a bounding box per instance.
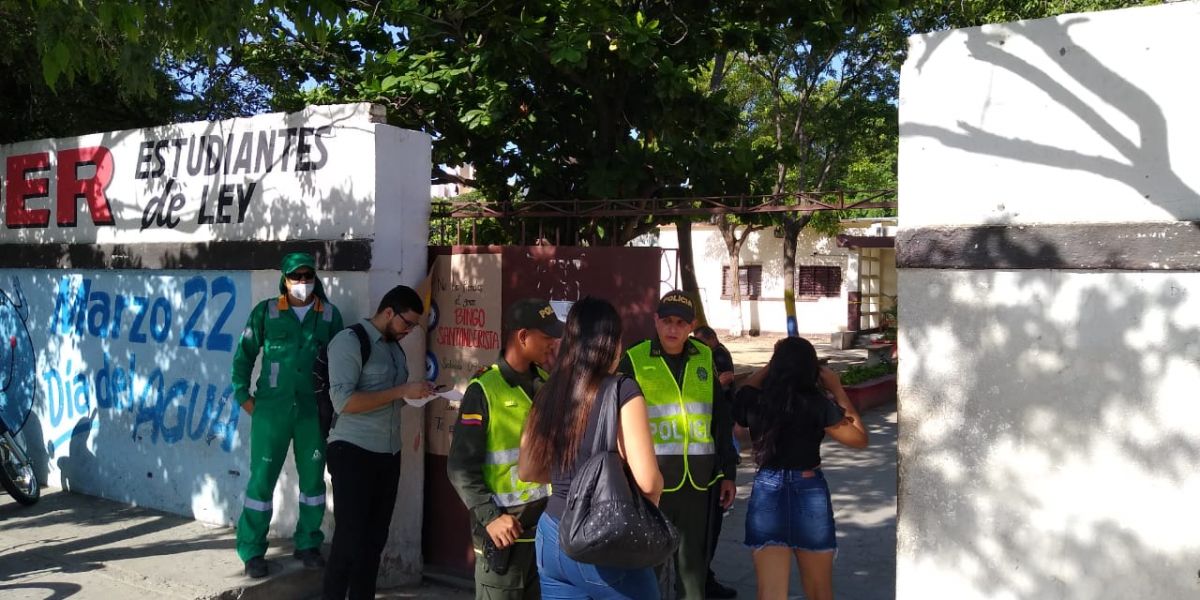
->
[899,224,1200,598]
[0,106,409,528]
[0,270,250,528]
[4,109,382,263]
[905,16,1199,220]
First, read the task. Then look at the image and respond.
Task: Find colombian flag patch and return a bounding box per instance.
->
[460,413,483,426]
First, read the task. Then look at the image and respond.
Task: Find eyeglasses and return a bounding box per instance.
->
[396,313,420,329]
[286,271,316,282]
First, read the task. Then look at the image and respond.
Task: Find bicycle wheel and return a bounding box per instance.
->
[0,431,39,505]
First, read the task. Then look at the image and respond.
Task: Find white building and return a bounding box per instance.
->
[430,164,476,199]
[655,219,896,336]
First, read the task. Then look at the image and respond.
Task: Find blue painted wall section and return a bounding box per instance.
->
[40,274,244,455]
[0,270,252,466]
[0,277,36,435]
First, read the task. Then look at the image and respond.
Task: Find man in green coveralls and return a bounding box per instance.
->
[447,298,563,599]
[618,290,738,600]
[231,252,344,578]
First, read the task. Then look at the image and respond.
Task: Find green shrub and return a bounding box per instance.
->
[839,361,896,386]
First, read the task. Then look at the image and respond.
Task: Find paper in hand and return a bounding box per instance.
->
[404,385,464,407]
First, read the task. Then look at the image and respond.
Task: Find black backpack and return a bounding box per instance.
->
[313,323,371,438]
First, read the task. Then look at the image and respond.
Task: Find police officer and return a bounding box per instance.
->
[448,298,563,599]
[618,291,737,600]
[231,252,344,578]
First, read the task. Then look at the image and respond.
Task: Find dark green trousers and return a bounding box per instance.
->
[473,536,540,600]
[657,485,715,600]
[236,404,326,562]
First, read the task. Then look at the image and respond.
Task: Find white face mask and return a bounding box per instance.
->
[289,282,314,302]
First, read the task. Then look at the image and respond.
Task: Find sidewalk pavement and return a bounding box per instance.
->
[0,490,468,600]
[711,404,898,600]
[1,335,890,600]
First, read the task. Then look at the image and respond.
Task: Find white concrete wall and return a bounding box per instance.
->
[0,103,382,243]
[657,224,872,334]
[899,2,1200,227]
[898,270,1200,599]
[371,122,432,585]
[0,104,432,583]
[898,3,1200,598]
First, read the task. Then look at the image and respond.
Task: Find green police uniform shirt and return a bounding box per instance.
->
[447,358,549,540]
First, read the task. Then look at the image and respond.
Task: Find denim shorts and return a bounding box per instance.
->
[744,467,837,552]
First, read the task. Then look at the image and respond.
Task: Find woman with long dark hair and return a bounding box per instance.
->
[517,297,663,599]
[736,337,868,600]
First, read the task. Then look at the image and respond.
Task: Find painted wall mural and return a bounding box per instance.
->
[0,278,35,435]
[0,269,252,521]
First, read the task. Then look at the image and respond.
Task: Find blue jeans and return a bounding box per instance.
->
[535,514,660,600]
[744,468,837,552]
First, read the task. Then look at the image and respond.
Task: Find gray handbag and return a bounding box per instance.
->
[558,376,679,568]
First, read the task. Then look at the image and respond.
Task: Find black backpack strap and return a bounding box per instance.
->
[348,323,372,367]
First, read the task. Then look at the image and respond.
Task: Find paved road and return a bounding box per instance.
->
[711,405,898,600]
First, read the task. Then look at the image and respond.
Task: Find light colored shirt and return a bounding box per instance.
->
[292,304,312,321]
[326,318,409,454]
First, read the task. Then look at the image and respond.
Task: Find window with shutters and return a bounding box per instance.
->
[796,266,842,299]
[721,265,762,299]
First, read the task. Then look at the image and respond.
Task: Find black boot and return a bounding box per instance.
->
[293,547,326,569]
[245,556,269,578]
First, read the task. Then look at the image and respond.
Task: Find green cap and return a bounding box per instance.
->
[281,252,316,275]
[277,251,327,300]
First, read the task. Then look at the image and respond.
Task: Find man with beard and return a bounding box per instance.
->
[323,285,435,599]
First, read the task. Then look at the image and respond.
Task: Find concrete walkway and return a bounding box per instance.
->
[719,333,869,374]
[711,405,898,600]
[0,334,894,600]
[0,490,466,600]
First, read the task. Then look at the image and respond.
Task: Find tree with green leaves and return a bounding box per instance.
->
[28,0,905,244]
[259,1,915,247]
[690,10,903,336]
[703,0,1154,336]
[1,0,279,145]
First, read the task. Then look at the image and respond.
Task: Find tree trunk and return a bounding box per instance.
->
[675,217,708,326]
[782,223,798,337]
[780,214,813,338]
[717,215,757,337]
[723,232,744,337]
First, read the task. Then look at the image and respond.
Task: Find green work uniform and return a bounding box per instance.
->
[232,293,343,562]
[447,358,549,600]
[619,338,737,600]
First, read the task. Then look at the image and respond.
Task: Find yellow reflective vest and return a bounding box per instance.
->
[471,365,550,507]
[625,339,722,492]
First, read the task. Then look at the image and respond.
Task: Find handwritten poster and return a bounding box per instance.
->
[424,253,503,455]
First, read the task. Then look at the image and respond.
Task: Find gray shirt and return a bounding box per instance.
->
[327,318,409,454]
